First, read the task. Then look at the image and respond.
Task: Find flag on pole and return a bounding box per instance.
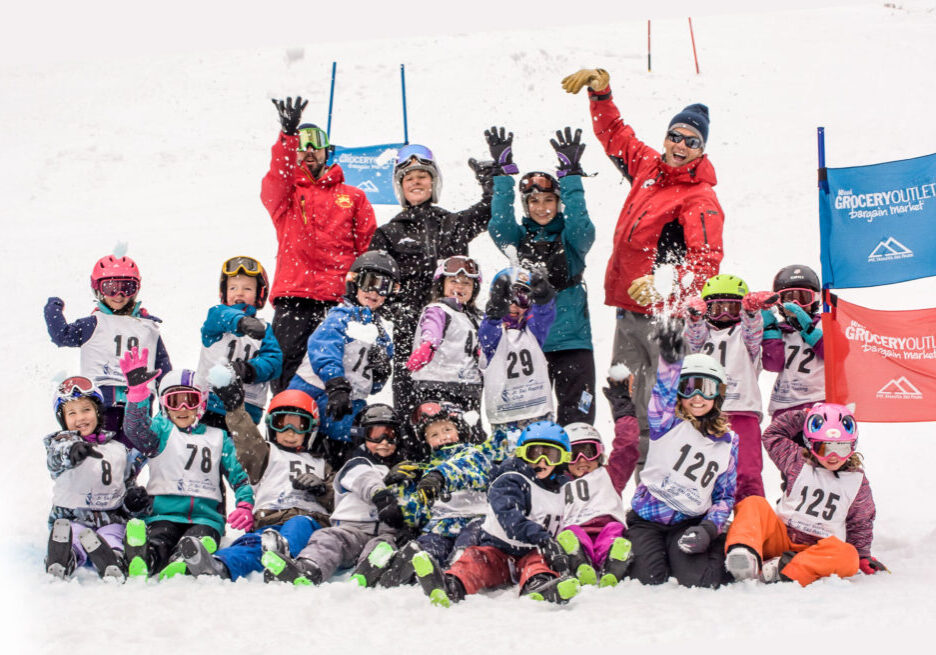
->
[332,143,405,205]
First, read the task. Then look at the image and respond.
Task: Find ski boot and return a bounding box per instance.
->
[158,559,188,581]
[78,528,126,583]
[411,550,464,608]
[556,529,597,586]
[45,519,76,579]
[377,541,420,588]
[123,518,149,578]
[179,536,228,579]
[598,537,633,588]
[349,540,397,588]
[260,530,321,585]
[725,545,760,582]
[760,551,796,584]
[521,573,580,604]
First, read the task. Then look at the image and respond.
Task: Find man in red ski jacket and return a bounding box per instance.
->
[261,96,376,393]
[562,69,724,464]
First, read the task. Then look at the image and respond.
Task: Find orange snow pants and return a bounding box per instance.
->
[447,546,555,595]
[726,496,859,587]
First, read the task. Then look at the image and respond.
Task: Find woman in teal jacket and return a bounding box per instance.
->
[487,127,596,425]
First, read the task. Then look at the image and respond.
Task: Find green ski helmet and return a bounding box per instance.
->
[701,274,748,300]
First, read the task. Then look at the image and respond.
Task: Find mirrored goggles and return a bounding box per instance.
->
[516,442,571,466]
[705,298,742,320]
[357,271,397,297]
[57,375,95,398]
[222,256,263,277]
[268,410,317,434]
[396,144,435,167]
[519,172,558,194]
[98,277,140,298]
[677,376,720,400]
[440,256,480,278]
[161,389,204,411]
[298,126,330,151]
[364,425,398,444]
[809,440,855,460]
[666,130,703,150]
[779,287,818,308]
[571,439,603,464]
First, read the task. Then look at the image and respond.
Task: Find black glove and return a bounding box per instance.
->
[324,377,353,420]
[485,274,513,320]
[68,441,103,467]
[238,316,267,340]
[123,485,151,514]
[484,126,518,175]
[372,488,406,529]
[292,472,327,496]
[529,268,556,305]
[230,359,257,384]
[677,520,718,554]
[271,96,308,136]
[603,378,636,420]
[537,537,570,575]
[214,376,244,412]
[415,471,445,506]
[652,320,686,364]
[550,126,586,178]
[384,461,423,486]
[468,157,497,195]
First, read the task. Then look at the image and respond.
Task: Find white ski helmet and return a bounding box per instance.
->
[679,353,726,385]
[565,422,602,445]
[157,369,208,424]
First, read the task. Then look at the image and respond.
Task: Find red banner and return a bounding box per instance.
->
[823,291,936,422]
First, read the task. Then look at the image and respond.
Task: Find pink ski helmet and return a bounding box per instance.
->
[803,403,858,463]
[90,255,141,291]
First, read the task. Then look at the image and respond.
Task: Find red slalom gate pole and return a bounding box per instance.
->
[688,17,700,74]
[647,20,652,72]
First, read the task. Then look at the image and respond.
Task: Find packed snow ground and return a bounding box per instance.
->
[3,3,936,652]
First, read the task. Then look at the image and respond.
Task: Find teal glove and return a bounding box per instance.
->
[783,302,822,347]
[761,309,781,340]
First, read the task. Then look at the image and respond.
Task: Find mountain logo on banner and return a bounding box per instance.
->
[876,376,923,399]
[868,237,913,262]
[358,180,379,193]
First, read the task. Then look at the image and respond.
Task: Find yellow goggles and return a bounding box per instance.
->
[515,441,571,466]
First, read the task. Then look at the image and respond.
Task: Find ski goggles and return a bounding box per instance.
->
[666,130,703,150]
[570,439,604,464]
[516,441,571,466]
[298,126,330,151]
[705,298,742,321]
[98,277,139,298]
[778,288,818,308]
[57,376,96,398]
[160,389,204,411]
[809,439,856,460]
[519,172,558,194]
[396,144,435,167]
[222,256,264,278]
[267,410,317,435]
[677,376,720,400]
[440,256,480,279]
[364,425,398,444]
[357,271,397,297]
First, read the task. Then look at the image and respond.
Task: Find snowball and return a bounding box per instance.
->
[608,363,632,382]
[208,365,233,388]
[462,410,480,427]
[346,321,379,344]
[112,241,129,258]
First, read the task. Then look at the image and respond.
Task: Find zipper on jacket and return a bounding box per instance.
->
[300,197,308,225]
[628,211,648,242]
[699,211,708,243]
[187,497,194,523]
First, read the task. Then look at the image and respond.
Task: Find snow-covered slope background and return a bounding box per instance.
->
[3,2,936,652]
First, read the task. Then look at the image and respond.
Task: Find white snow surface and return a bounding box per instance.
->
[4,2,936,652]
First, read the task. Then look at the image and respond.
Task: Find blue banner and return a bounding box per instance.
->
[332,143,405,205]
[819,152,936,288]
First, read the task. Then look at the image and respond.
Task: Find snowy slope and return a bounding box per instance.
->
[3,3,936,652]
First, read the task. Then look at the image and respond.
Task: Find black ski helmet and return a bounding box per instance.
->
[345,250,401,299]
[773,265,820,293]
[349,403,402,446]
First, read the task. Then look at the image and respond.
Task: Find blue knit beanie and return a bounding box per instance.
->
[668,103,710,146]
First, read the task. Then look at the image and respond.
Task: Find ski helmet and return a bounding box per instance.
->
[518,171,561,217]
[157,369,207,425]
[701,274,748,300]
[565,422,605,465]
[516,420,572,466]
[432,255,481,304]
[53,375,104,433]
[90,255,141,297]
[265,389,321,453]
[491,267,533,307]
[773,264,821,314]
[679,353,727,386]
[412,401,467,443]
[297,123,335,165]
[219,256,270,309]
[802,403,858,463]
[345,250,401,299]
[393,144,442,207]
[350,403,402,446]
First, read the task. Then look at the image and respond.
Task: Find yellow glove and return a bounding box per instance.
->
[627,274,661,306]
[561,68,610,94]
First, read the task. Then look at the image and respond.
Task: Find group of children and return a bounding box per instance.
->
[41,138,885,601]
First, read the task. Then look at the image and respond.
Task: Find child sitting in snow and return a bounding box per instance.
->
[195,256,282,429]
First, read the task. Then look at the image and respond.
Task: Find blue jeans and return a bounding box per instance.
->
[214,515,320,581]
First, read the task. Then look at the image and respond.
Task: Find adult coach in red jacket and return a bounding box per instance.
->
[562,69,724,462]
[262,96,377,393]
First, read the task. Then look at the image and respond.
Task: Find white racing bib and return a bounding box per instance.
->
[768,330,825,414]
[481,472,564,547]
[294,318,391,400]
[80,313,160,388]
[641,421,733,516]
[776,465,863,540]
[196,328,269,407]
[253,446,328,514]
[431,489,488,520]
[411,303,481,385]
[146,426,225,501]
[561,467,627,527]
[482,327,553,424]
[330,459,390,523]
[700,324,763,415]
[51,440,130,510]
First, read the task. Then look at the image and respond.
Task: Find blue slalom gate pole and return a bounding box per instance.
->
[327,62,337,137]
[401,64,409,144]
[818,126,831,311]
